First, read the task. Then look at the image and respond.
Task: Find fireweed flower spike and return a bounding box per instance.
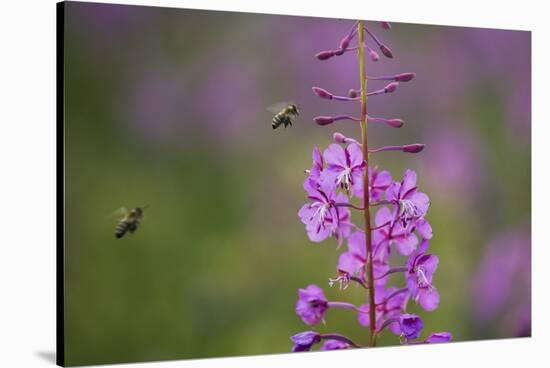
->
[292,20,450,351]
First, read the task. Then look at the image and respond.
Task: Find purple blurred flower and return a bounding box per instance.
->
[507,77,531,143]
[296,284,329,325]
[406,239,440,311]
[196,60,261,141]
[291,331,321,352]
[320,339,350,350]
[422,125,483,200]
[131,69,189,142]
[471,227,531,331]
[320,143,366,197]
[399,314,423,340]
[70,2,149,51]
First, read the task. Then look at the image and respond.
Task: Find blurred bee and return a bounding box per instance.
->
[113,205,148,239]
[268,102,300,129]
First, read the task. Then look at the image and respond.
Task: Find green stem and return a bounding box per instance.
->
[358,20,376,347]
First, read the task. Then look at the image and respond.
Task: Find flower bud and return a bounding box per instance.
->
[380,44,393,58]
[348,89,359,98]
[394,72,416,82]
[403,144,425,153]
[380,22,391,30]
[313,116,335,125]
[312,87,333,100]
[315,50,336,60]
[339,36,352,50]
[384,82,399,93]
[333,48,345,56]
[333,132,347,143]
[386,118,404,128]
[369,50,380,62]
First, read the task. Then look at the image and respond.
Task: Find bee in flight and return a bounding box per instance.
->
[114,205,149,239]
[268,102,300,129]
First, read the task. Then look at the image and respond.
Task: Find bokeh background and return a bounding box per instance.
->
[63,2,531,366]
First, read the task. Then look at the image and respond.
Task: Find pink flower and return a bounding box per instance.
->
[320,143,366,198]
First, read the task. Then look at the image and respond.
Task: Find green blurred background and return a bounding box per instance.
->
[63,1,531,365]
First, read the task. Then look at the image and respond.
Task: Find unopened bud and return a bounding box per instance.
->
[394,73,415,82]
[384,82,399,93]
[403,144,425,153]
[380,44,393,58]
[312,87,333,100]
[333,132,347,143]
[315,50,336,60]
[313,116,335,125]
[369,50,380,62]
[380,22,391,30]
[386,119,404,128]
[339,36,352,50]
[348,89,359,98]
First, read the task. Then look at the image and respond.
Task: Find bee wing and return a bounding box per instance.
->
[267,101,291,114]
[105,207,128,221]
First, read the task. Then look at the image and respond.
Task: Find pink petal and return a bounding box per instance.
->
[323,144,347,168]
[418,287,440,311]
[401,169,417,196]
[375,207,393,227]
[346,143,364,168]
[416,219,433,239]
[394,232,418,256]
[412,192,430,215]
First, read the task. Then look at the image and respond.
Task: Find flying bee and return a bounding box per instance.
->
[268,102,300,129]
[113,205,149,239]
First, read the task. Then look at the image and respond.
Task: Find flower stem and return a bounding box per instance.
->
[327,301,361,311]
[375,267,408,280]
[320,333,362,348]
[358,20,376,347]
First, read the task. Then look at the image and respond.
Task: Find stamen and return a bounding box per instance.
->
[399,199,420,222]
[416,267,434,290]
[329,273,350,290]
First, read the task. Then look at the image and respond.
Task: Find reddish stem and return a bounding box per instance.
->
[358,20,376,347]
